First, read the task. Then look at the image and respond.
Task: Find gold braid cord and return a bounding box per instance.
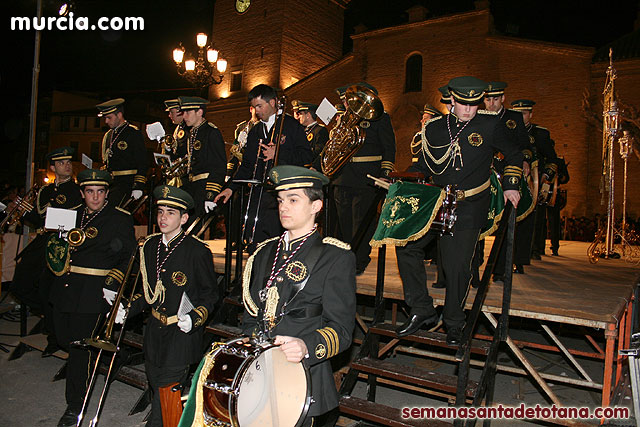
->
[140,234,166,305]
[242,236,279,317]
[191,342,222,427]
[322,237,351,250]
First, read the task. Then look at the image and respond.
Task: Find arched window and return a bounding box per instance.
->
[404,54,422,93]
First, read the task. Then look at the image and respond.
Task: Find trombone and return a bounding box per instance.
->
[240,95,287,245]
[75,237,144,427]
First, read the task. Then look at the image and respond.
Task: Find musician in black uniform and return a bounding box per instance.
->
[49,169,136,427]
[481,83,532,280]
[11,147,83,356]
[215,84,313,248]
[292,100,330,169]
[96,98,149,207]
[164,98,190,161]
[510,100,558,267]
[241,165,356,425]
[332,82,396,274]
[172,96,227,221]
[120,185,218,427]
[394,77,523,345]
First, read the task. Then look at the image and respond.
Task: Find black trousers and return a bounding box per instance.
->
[396,228,480,328]
[10,236,46,312]
[53,309,102,412]
[495,208,536,275]
[548,205,561,252]
[109,175,134,208]
[333,185,378,271]
[533,204,547,255]
[144,361,190,427]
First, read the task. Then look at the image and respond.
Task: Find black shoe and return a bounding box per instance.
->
[355,268,365,276]
[471,272,481,288]
[57,408,79,427]
[396,313,439,337]
[531,252,541,260]
[446,326,463,346]
[431,281,446,289]
[552,250,559,256]
[492,274,504,283]
[513,264,525,274]
[42,342,60,358]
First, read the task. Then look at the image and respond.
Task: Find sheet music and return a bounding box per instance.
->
[178,292,195,318]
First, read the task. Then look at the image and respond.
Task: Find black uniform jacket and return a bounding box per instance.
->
[332,112,396,187]
[412,111,523,230]
[527,123,558,179]
[129,232,218,366]
[241,232,356,416]
[50,203,136,314]
[175,121,227,200]
[229,114,312,192]
[20,179,83,258]
[493,108,530,173]
[305,122,329,170]
[101,122,149,190]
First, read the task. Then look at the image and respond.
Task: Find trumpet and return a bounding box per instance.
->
[161,154,190,187]
[0,184,40,230]
[159,134,177,154]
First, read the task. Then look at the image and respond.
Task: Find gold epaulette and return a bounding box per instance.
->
[190,234,209,247]
[243,236,280,317]
[71,203,83,210]
[478,109,498,115]
[425,115,443,126]
[144,232,162,244]
[207,122,217,129]
[116,206,131,215]
[128,123,139,130]
[322,237,351,250]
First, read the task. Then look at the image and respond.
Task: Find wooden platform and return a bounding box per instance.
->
[207,238,638,330]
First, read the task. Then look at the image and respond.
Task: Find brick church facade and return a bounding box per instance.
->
[206,0,640,219]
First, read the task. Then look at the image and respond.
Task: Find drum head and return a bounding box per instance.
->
[232,346,310,426]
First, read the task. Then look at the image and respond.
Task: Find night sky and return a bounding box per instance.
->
[2,0,638,181]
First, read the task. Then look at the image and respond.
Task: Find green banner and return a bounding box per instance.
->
[480,170,505,239]
[371,181,445,248]
[516,176,534,221]
[45,234,70,276]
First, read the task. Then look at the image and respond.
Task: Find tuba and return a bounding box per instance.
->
[320,85,383,177]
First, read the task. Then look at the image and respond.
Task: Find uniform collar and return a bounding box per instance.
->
[305,121,318,132]
[261,113,276,132]
[283,227,318,251]
[55,176,72,186]
[162,230,185,248]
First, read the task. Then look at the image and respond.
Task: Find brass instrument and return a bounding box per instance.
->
[0,184,40,229]
[76,237,144,427]
[161,154,190,188]
[320,85,384,177]
[159,134,178,154]
[241,96,287,245]
[67,227,86,247]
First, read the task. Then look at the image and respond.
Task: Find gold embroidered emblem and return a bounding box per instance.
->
[172,271,187,286]
[381,195,419,228]
[55,194,67,205]
[315,343,327,359]
[85,226,98,239]
[194,140,202,150]
[468,132,483,147]
[506,119,516,130]
[306,133,313,142]
[162,186,170,198]
[285,261,307,282]
[509,177,518,185]
[360,120,370,129]
[92,171,97,179]
[206,191,213,199]
[271,170,279,183]
[177,129,185,139]
[529,135,535,144]
[63,148,69,155]
[117,140,128,150]
[469,89,476,96]
[105,276,114,286]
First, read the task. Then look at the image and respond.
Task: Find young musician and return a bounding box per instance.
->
[121,184,218,427]
[241,165,356,425]
[48,169,136,427]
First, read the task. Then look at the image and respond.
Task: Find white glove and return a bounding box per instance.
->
[204,201,216,213]
[114,303,126,324]
[131,190,143,200]
[177,314,193,333]
[103,288,117,306]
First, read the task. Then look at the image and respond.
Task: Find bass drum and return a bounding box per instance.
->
[203,338,311,427]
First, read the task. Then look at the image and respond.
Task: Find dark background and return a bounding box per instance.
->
[2,0,638,182]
